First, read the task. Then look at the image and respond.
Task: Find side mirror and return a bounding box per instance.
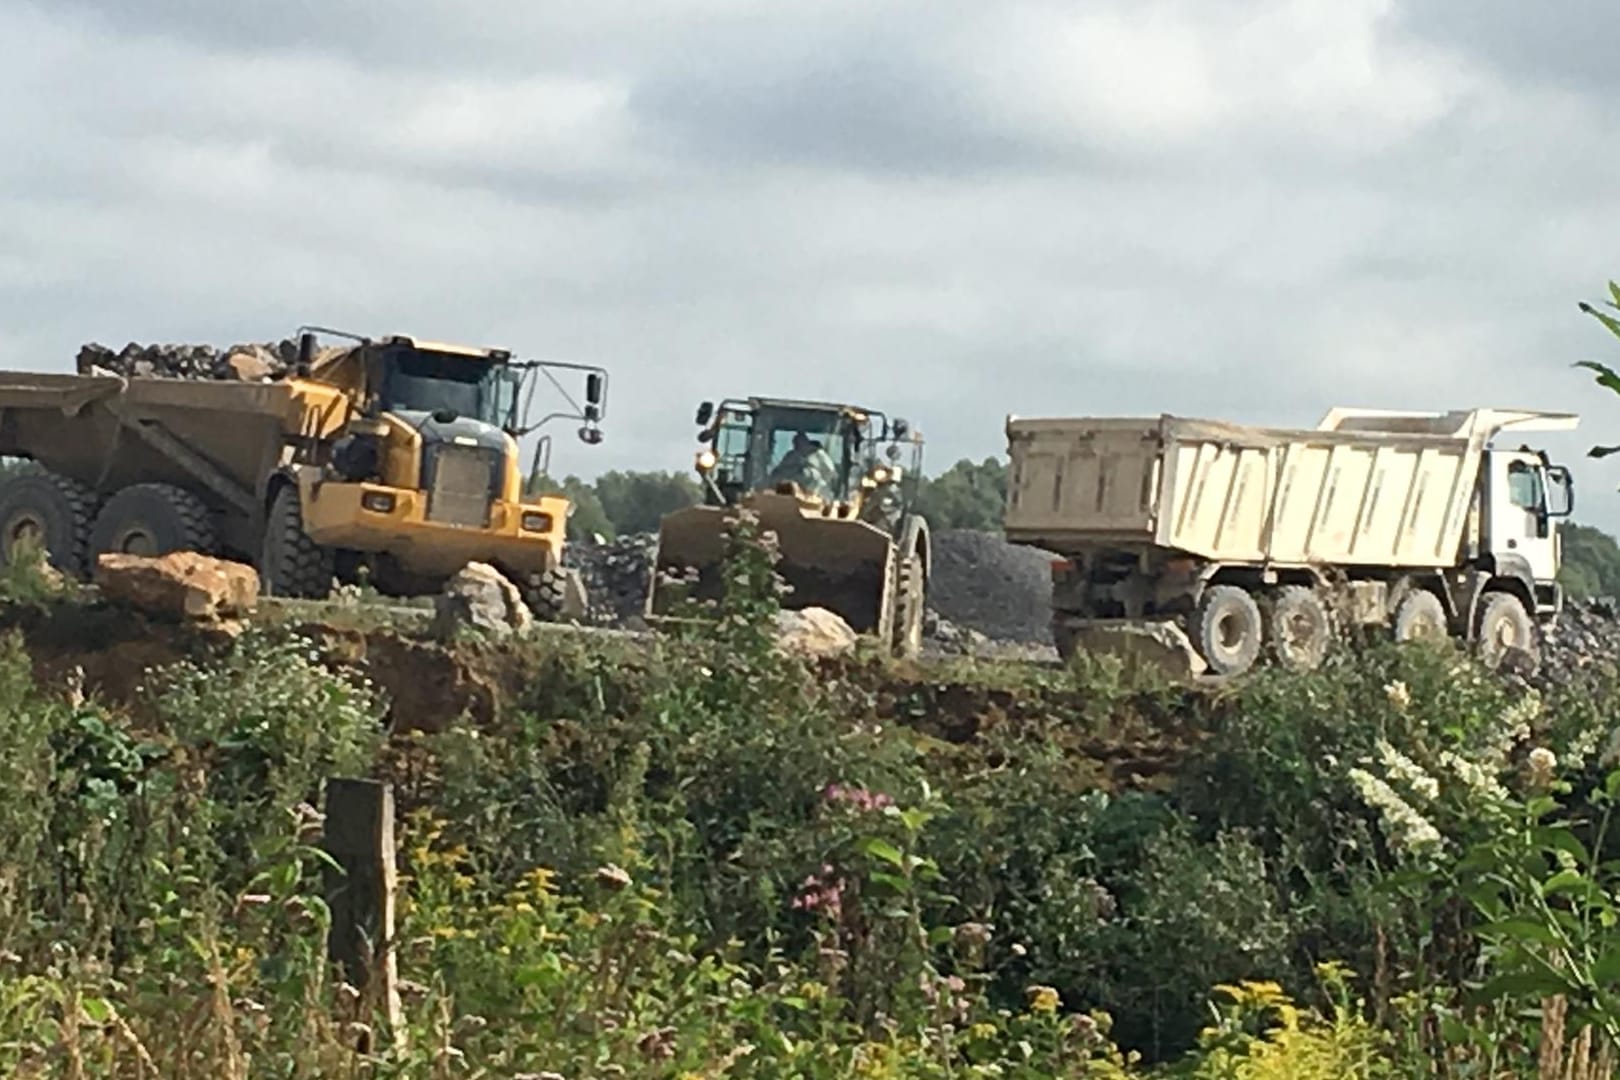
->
[885,443,901,462]
[695,402,714,427]
[585,372,604,406]
[578,425,604,446]
[892,418,910,439]
[297,332,317,373]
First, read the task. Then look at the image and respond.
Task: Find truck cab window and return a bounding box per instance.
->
[1505,460,1544,512]
[382,351,507,427]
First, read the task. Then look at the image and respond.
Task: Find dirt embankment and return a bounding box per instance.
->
[0,600,1205,793]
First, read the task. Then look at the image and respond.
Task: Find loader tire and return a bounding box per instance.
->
[520,567,572,623]
[891,551,926,660]
[1264,585,1332,672]
[1392,589,1447,644]
[260,485,333,599]
[1191,584,1263,676]
[90,483,217,560]
[0,469,96,578]
[1475,591,1538,674]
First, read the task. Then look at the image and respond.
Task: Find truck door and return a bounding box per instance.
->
[1486,450,1556,584]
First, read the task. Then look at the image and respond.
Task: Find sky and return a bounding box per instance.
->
[5,0,1620,530]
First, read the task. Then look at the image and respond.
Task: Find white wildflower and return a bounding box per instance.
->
[1526,747,1558,789]
[1376,740,1440,802]
[1349,767,1444,857]
[1384,681,1412,711]
[1437,750,1509,802]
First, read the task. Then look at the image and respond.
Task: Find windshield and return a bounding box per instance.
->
[750,405,858,500]
[381,349,517,429]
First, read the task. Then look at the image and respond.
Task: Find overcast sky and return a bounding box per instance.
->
[5,0,1620,529]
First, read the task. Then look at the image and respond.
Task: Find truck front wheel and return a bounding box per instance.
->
[1475,591,1538,673]
[0,470,96,578]
[260,486,334,599]
[1193,584,1264,676]
[1265,585,1332,671]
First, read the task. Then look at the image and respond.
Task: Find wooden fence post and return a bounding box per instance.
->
[323,777,404,1048]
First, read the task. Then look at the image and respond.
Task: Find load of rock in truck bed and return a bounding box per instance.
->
[76,340,304,382]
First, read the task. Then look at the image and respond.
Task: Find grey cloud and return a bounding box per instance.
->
[1394,0,1620,92]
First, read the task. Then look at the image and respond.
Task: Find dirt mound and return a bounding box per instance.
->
[927,530,1055,645]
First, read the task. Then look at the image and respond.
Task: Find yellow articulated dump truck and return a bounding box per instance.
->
[0,327,607,617]
[646,396,930,658]
[1005,407,1578,677]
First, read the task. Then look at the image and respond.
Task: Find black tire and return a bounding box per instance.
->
[1392,589,1448,643]
[520,566,571,622]
[1475,591,1538,672]
[89,483,216,560]
[0,469,96,577]
[1264,585,1333,672]
[891,551,926,660]
[1191,584,1264,676]
[259,485,333,599]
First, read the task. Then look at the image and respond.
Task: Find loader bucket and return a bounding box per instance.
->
[648,494,896,635]
[1057,618,1209,681]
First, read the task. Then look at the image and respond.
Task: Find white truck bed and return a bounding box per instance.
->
[1004,408,1578,569]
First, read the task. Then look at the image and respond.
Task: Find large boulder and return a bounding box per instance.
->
[775,607,858,658]
[432,562,533,638]
[1063,619,1209,680]
[94,552,259,621]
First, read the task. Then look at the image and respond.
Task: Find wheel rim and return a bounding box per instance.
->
[1216,611,1245,654]
[112,527,158,556]
[4,511,45,557]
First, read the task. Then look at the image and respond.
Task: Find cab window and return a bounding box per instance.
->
[1506,461,1543,511]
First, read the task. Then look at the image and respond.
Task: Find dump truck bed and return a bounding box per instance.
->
[1004,408,1577,568]
[0,372,314,511]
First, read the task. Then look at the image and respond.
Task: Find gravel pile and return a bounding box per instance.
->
[926,529,1056,645]
[76,340,303,382]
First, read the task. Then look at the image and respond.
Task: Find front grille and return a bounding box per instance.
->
[424,443,500,527]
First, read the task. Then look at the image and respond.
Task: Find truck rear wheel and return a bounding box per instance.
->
[1475,591,1538,673]
[1192,584,1263,676]
[0,469,96,577]
[1392,589,1447,643]
[90,483,217,560]
[1264,585,1332,671]
[891,551,926,660]
[260,486,333,599]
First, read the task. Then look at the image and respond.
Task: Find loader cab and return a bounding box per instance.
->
[693,397,923,527]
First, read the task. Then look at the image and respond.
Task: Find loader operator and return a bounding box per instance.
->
[768,431,837,499]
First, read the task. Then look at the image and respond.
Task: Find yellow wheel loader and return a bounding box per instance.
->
[0,326,607,619]
[646,396,930,658]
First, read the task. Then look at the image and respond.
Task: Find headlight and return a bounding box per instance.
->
[696,449,718,472]
[521,512,552,532]
[361,491,396,513]
[871,467,890,484]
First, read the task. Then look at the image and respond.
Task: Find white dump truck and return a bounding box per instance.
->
[1003,407,1578,676]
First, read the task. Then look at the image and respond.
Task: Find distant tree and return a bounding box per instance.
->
[914,457,1007,531]
[593,470,702,536]
[1559,522,1620,600]
[527,473,616,542]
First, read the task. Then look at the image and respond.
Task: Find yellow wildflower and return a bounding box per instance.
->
[1027,985,1061,1013]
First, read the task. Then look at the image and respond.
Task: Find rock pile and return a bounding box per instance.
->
[76,339,304,382]
[565,533,657,626]
[1538,597,1620,688]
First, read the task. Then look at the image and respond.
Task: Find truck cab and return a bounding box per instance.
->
[1483,447,1574,616]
